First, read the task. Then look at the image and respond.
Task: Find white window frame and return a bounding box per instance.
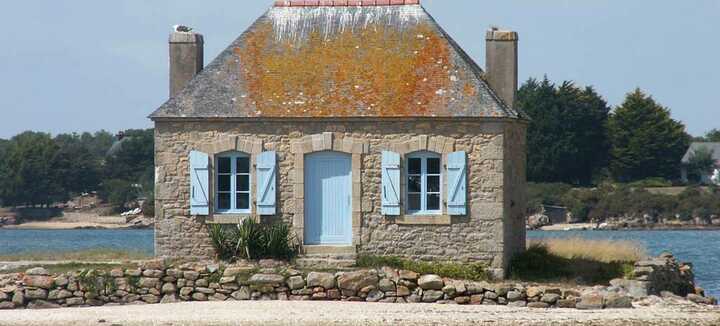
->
[405,151,442,215]
[215,152,251,214]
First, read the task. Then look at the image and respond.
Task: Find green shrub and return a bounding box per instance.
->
[231,218,264,260]
[356,255,489,281]
[208,219,299,261]
[99,179,137,212]
[627,178,673,188]
[550,183,700,222]
[674,186,720,221]
[208,224,235,260]
[527,183,573,213]
[263,222,297,261]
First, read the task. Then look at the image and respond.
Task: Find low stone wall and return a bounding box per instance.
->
[0,255,715,310]
[610,252,715,304]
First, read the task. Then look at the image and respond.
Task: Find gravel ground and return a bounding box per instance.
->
[0,301,719,326]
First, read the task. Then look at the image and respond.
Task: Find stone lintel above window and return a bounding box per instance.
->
[388,135,456,155]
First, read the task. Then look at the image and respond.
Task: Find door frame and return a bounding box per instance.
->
[291,133,368,251]
[304,151,352,245]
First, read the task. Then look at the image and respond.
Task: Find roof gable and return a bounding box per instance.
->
[151,5,522,120]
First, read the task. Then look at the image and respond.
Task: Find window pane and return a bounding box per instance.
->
[427,176,440,193]
[408,194,421,211]
[237,175,249,192]
[237,157,250,174]
[408,176,422,193]
[427,158,441,174]
[218,157,231,174]
[218,175,231,192]
[408,158,421,175]
[236,193,250,210]
[427,194,440,211]
[217,193,231,210]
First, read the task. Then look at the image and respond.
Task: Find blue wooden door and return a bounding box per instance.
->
[304,152,352,245]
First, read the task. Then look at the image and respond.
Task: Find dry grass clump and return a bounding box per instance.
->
[0,248,150,262]
[530,238,646,263]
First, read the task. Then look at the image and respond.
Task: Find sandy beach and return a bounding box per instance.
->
[0,301,718,326]
[0,212,151,230]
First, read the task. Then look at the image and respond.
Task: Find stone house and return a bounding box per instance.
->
[149,0,528,277]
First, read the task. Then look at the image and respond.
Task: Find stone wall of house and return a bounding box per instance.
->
[154,119,524,271]
[501,122,527,270]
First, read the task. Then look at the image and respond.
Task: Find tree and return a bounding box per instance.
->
[103,129,155,195]
[705,129,720,142]
[518,77,611,185]
[52,133,103,196]
[608,89,691,182]
[685,146,716,183]
[99,179,139,211]
[0,139,9,206]
[3,132,63,206]
[80,131,115,158]
[0,129,155,209]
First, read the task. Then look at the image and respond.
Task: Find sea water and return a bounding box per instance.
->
[0,229,154,257]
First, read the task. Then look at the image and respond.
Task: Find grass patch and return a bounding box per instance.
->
[0,248,151,262]
[509,239,644,285]
[1,262,137,274]
[537,238,646,263]
[356,255,489,281]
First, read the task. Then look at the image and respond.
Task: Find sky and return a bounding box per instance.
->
[0,0,718,139]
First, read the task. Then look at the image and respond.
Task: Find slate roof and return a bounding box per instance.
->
[681,143,720,164]
[150,4,524,120]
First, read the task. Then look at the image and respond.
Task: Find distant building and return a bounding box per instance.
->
[681,142,720,184]
[148,0,528,277]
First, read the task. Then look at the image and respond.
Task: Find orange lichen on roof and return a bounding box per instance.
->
[234,21,452,117]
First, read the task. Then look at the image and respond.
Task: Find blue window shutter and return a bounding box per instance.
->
[382,151,401,216]
[447,151,467,216]
[257,151,277,215]
[189,150,210,216]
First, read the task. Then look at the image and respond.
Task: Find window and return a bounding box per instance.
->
[406,152,442,215]
[216,152,251,214]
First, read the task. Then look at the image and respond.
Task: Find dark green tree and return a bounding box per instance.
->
[608,89,691,182]
[0,139,9,206]
[705,129,720,142]
[103,129,155,206]
[80,131,115,158]
[518,77,611,185]
[3,132,63,206]
[685,146,716,183]
[51,134,103,196]
[104,129,154,183]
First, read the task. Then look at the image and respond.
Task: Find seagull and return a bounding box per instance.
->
[173,25,193,33]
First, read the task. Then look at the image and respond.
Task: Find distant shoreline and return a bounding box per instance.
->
[0,221,151,230]
[538,223,720,232]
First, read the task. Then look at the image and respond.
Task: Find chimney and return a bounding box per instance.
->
[169,26,204,98]
[485,28,518,109]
